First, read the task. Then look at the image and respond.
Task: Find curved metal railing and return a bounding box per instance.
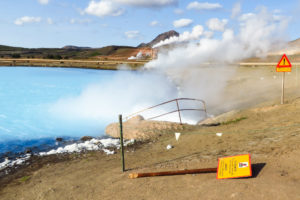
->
[125,98,207,124]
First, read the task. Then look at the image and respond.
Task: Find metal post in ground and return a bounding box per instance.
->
[175,99,182,125]
[281,72,285,104]
[119,114,125,172]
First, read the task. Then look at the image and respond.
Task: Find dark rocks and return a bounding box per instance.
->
[55,138,63,142]
[24,149,32,154]
[80,136,93,142]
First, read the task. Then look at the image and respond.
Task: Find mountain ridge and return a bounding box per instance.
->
[137,30,179,48]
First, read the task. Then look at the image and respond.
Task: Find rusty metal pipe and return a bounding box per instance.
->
[129,168,217,179]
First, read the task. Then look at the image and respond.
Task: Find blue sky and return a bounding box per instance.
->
[0,0,299,48]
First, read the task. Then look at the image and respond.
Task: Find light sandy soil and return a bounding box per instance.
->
[1,65,300,199]
[1,97,300,199]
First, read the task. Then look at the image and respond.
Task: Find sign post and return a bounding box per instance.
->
[119,114,125,172]
[281,72,285,104]
[276,54,292,104]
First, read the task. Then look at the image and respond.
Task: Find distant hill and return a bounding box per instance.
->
[265,38,300,57]
[0,44,138,60]
[0,30,179,60]
[138,30,179,48]
[289,38,300,47]
[62,45,91,50]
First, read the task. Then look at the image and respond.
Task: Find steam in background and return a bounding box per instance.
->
[153,25,205,48]
[146,7,289,113]
[50,7,290,126]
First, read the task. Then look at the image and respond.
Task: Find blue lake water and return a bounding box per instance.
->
[0,66,184,158]
[0,67,119,155]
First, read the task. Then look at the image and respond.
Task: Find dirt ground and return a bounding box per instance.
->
[1,65,300,199]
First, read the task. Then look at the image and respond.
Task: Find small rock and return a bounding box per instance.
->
[166,144,173,150]
[80,136,93,141]
[127,115,144,123]
[24,148,32,154]
[56,137,63,142]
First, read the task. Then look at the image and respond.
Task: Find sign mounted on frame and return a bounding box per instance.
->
[276,54,292,72]
[217,154,252,179]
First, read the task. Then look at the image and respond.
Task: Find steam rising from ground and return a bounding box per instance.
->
[51,7,289,128]
[146,7,289,113]
[153,25,205,48]
[50,71,178,124]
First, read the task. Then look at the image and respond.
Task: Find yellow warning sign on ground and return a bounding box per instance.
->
[217,154,252,179]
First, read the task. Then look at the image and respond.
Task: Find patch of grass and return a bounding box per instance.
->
[19,176,30,182]
[221,117,248,125]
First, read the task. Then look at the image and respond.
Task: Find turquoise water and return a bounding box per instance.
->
[0,67,118,154]
[0,66,178,156]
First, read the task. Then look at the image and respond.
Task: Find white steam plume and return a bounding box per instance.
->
[153,25,204,48]
[150,7,287,68]
[50,7,289,131]
[49,71,178,124]
[147,7,289,113]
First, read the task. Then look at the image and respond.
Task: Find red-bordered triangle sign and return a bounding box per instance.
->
[277,54,292,68]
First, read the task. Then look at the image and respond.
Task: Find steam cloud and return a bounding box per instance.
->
[50,7,289,131]
[148,7,288,113]
[153,25,204,48]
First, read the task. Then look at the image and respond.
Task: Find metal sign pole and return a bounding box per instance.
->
[281,72,285,104]
[119,114,125,172]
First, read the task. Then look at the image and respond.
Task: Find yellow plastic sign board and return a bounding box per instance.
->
[217,154,252,179]
[277,67,291,72]
[277,54,292,72]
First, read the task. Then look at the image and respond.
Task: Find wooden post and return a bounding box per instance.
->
[175,99,182,125]
[119,114,125,172]
[281,72,285,104]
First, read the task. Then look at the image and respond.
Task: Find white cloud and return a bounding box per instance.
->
[174,8,184,14]
[47,18,53,25]
[187,2,222,10]
[38,0,49,5]
[150,20,159,26]
[84,0,124,17]
[206,18,228,31]
[14,16,42,25]
[84,0,177,17]
[203,31,214,38]
[239,13,255,21]
[113,0,177,7]
[153,25,204,48]
[231,2,241,18]
[125,30,140,39]
[273,9,281,14]
[173,18,193,28]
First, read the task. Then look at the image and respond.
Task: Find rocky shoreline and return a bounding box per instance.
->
[0,136,142,189]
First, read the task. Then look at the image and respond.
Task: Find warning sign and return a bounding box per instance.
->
[217,154,252,179]
[277,54,292,72]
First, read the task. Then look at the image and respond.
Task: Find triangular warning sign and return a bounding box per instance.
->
[277,54,292,68]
